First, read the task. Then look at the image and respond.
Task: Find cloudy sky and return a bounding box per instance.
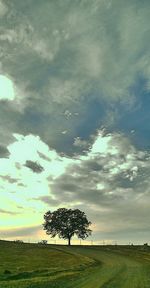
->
[0,0,150,244]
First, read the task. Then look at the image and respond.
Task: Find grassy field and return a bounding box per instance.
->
[1,240,150,287]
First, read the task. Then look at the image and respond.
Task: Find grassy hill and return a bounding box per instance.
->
[0,240,95,288]
[0,240,150,287]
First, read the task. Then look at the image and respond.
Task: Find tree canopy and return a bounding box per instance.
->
[43,208,92,245]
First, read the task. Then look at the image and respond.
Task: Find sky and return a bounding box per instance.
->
[0,0,150,245]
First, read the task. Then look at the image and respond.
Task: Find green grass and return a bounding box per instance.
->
[1,241,150,287]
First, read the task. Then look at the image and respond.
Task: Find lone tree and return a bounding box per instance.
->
[43,208,92,245]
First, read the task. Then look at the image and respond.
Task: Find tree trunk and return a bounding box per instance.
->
[68,237,71,246]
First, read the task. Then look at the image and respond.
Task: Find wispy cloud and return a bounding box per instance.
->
[0,209,20,215]
[0,225,41,237]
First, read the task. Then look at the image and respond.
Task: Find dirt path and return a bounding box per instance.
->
[63,247,150,288]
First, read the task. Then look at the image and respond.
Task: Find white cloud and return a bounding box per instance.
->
[0,75,15,101]
[0,133,75,233]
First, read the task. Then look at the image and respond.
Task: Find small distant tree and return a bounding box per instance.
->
[43,208,92,246]
[38,240,48,245]
[14,240,23,243]
[143,243,149,250]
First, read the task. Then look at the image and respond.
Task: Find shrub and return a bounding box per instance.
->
[4,269,11,274]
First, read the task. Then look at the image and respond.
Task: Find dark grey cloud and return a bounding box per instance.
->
[17,182,27,187]
[43,133,150,242]
[25,160,44,173]
[0,0,150,155]
[50,143,142,207]
[0,102,20,146]
[71,197,150,243]
[0,145,10,158]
